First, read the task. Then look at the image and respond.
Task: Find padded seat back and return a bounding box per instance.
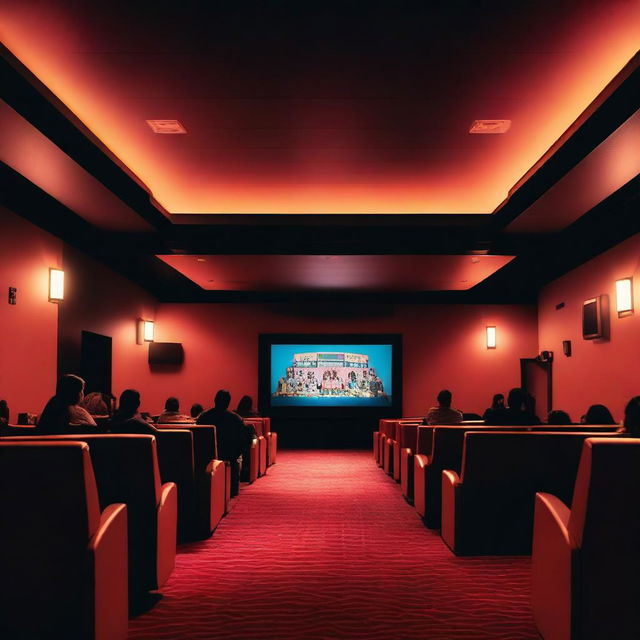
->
[158,424,217,470]
[0,441,100,637]
[244,417,265,437]
[459,431,618,553]
[6,434,162,592]
[568,437,640,639]
[416,426,434,455]
[152,429,196,540]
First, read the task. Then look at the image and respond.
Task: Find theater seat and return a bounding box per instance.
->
[157,424,226,537]
[441,431,618,555]
[6,434,177,595]
[260,417,276,466]
[532,438,640,640]
[401,425,434,503]
[393,421,421,482]
[0,441,128,640]
[268,430,278,466]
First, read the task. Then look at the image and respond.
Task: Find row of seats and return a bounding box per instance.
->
[374,420,640,639]
[0,417,276,640]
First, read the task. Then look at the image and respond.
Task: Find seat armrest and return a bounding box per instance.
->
[89,503,128,640]
[156,483,178,588]
[441,470,461,551]
[531,492,575,640]
[158,481,177,509]
[414,453,428,470]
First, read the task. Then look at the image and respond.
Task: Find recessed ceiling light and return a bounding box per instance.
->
[146,119,187,134]
[196,258,206,262]
[469,119,511,134]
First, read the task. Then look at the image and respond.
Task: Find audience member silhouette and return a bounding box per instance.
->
[485,387,541,425]
[547,409,572,425]
[109,389,159,435]
[424,389,463,425]
[0,399,9,425]
[198,390,247,495]
[482,393,505,423]
[158,396,193,423]
[80,391,110,417]
[581,404,616,425]
[236,395,260,418]
[37,374,98,434]
[622,396,640,437]
[190,403,204,419]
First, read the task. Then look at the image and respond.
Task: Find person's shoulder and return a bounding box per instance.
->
[197,409,214,423]
[69,404,97,426]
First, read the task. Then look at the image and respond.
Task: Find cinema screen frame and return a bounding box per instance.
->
[258,333,403,419]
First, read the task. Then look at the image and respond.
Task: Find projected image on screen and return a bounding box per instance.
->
[271,344,392,406]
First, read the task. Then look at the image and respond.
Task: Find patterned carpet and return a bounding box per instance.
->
[128,450,540,640]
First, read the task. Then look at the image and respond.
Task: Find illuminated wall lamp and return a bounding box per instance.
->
[48,268,64,302]
[137,319,155,344]
[615,277,633,315]
[486,325,497,349]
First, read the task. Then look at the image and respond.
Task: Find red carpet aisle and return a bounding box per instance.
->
[128,451,539,640]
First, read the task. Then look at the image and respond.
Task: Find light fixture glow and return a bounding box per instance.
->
[486,326,497,349]
[137,318,155,344]
[48,268,64,302]
[615,277,633,314]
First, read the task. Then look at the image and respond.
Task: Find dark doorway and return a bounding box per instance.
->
[520,358,552,420]
[80,331,112,395]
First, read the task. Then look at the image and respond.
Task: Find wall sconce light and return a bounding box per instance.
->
[486,325,497,349]
[48,268,64,302]
[615,278,633,315]
[137,319,155,344]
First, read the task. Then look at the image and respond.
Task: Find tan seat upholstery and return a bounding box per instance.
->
[0,441,128,640]
[441,431,618,555]
[532,437,640,640]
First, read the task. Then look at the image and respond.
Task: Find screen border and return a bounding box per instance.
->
[258,333,403,419]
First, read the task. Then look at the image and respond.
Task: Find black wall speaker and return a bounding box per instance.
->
[149,342,184,365]
[562,340,572,357]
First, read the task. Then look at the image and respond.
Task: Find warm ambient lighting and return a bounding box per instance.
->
[137,319,155,344]
[48,268,64,302]
[615,277,633,314]
[486,326,497,349]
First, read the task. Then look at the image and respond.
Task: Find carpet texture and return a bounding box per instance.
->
[128,450,540,639]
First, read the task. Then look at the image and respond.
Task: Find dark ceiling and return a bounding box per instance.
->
[1,1,639,303]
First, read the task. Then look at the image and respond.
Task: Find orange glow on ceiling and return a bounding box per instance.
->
[1,3,638,215]
[157,254,515,291]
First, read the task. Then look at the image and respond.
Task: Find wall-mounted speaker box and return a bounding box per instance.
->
[562,340,572,357]
[149,342,184,365]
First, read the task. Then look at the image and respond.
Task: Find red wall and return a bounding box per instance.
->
[0,206,61,416]
[538,233,640,422]
[57,244,156,399]
[138,303,538,417]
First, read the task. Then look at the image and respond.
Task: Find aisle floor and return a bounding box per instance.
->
[128,450,540,639]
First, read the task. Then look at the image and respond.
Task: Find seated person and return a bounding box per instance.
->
[0,399,9,425]
[622,396,640,437]
[547,409,572,425]
[157,396,193,423]
[581,403,616,425]
[198,390,247,495]
[424,389,463,425]
[486,387,541,425]
[482,393,505,423]
[235,395,260,418]
[80,391,110,417]
[190,403,204,419]
[109,389,158,435]
[37,374,98,434]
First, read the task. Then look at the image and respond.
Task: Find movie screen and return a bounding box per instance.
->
[270,344,393,407]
